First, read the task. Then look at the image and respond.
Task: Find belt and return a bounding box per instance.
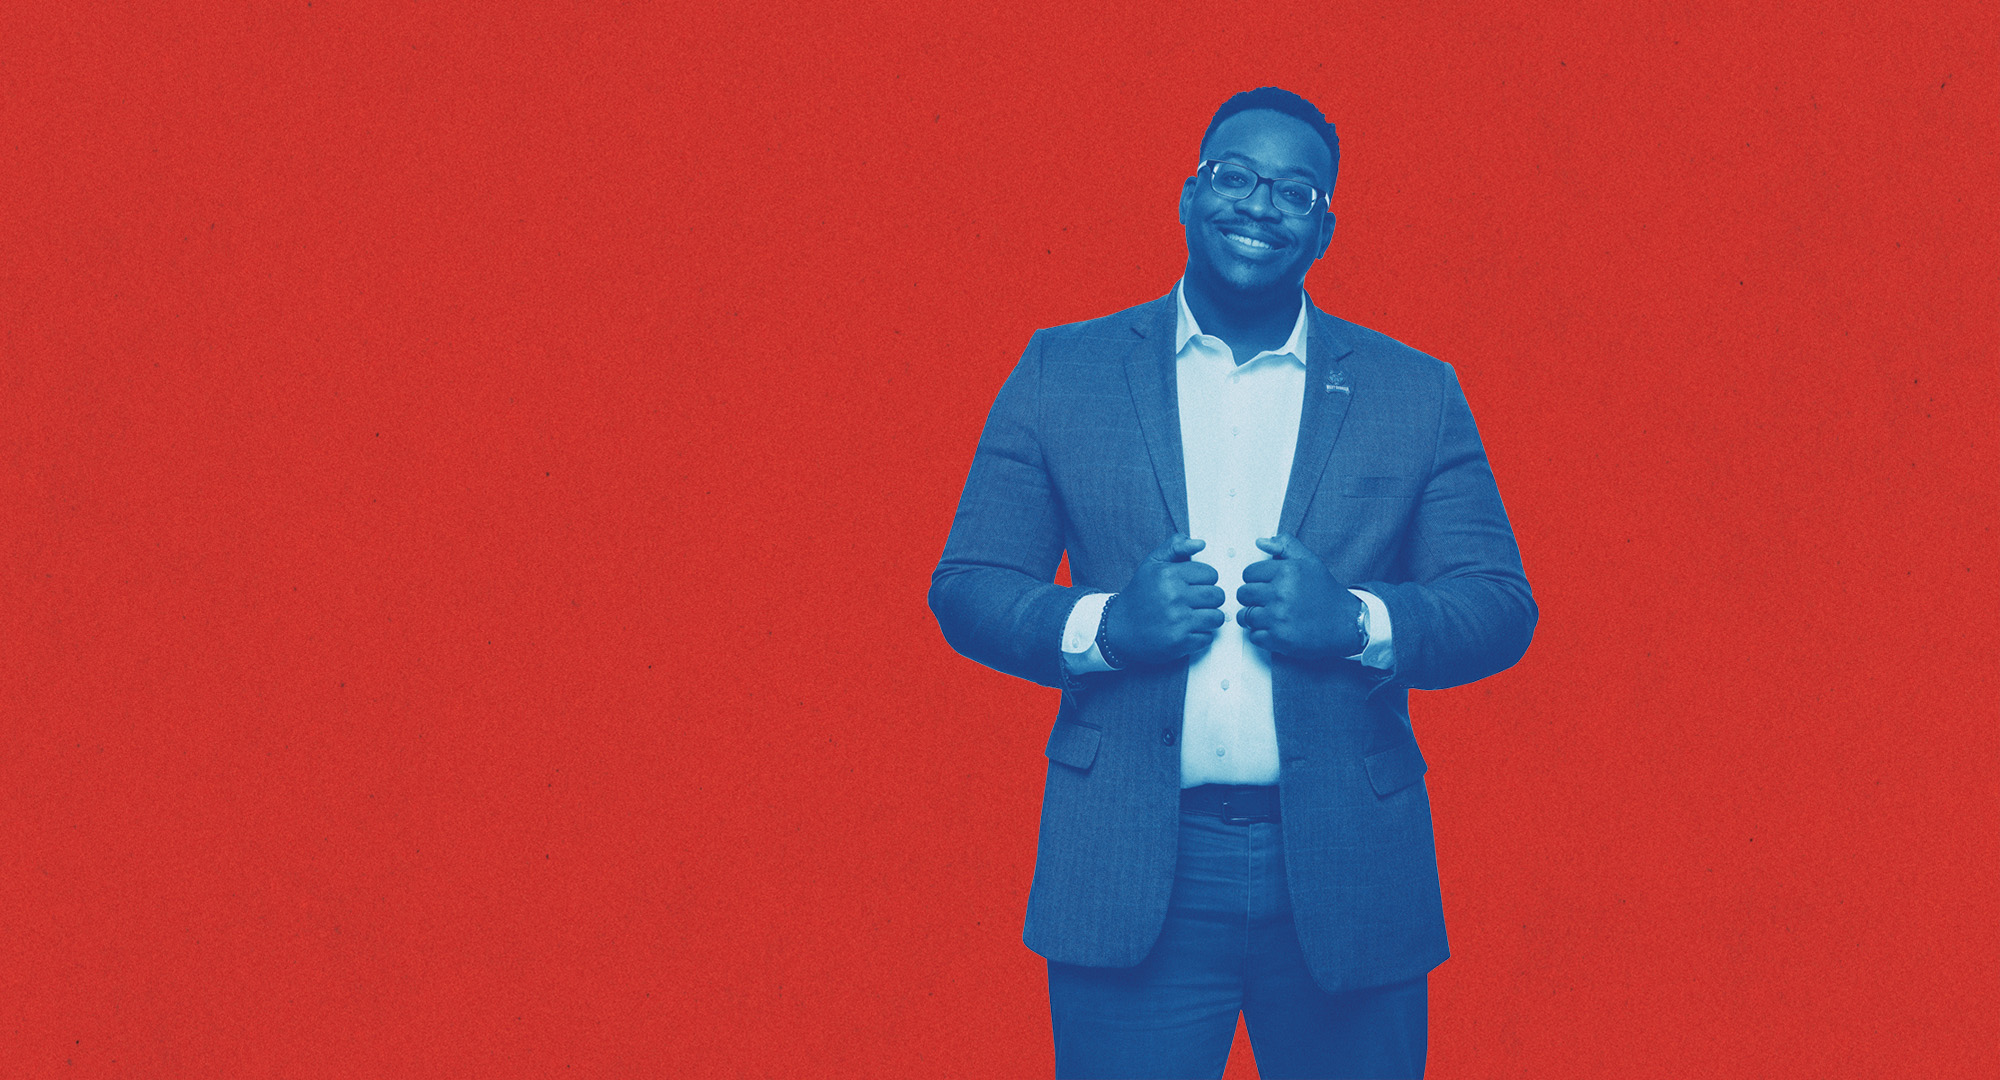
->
[1179,784,1280,824]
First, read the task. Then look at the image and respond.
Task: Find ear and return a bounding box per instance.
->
[1178,175,1198,226]
[1314,211,1336,259]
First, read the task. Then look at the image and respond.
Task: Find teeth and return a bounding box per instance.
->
[1225,232,1273,250]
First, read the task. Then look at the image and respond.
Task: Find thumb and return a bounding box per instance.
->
[1256,534,1314,560]
[1151,533,1206,562]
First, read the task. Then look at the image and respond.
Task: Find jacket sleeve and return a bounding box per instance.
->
[1354,364,1537,691]
[928,331,1088,690]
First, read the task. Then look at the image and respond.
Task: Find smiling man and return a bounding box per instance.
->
[930,87,1536,1079]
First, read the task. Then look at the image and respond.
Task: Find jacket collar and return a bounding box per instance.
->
[1122,289,1356,538]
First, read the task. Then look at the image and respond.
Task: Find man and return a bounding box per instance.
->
[929,87,1535,1079]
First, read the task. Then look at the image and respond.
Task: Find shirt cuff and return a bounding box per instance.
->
[1346,588,1395,670]
[1061,591,1118,675]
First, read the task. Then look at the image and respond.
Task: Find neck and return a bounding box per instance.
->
[1181,267,1300,363]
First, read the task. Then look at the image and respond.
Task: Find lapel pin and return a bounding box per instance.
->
[1324,371,1350,393]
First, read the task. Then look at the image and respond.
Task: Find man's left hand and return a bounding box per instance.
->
[1235,534,1365,660]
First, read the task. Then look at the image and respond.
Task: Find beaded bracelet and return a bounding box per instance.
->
[1096,592,1127,670]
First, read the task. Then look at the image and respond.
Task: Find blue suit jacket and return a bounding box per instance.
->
[929,290,1536,992]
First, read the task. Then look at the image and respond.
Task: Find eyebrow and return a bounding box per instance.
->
[1211,151,1324,187]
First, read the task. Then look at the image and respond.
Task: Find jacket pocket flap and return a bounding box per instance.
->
[1044,721,1101,770]
[1341,475,1423,499]
[1364,740,1428,796]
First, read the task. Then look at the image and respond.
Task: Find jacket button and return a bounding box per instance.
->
[1161,728,1177,746]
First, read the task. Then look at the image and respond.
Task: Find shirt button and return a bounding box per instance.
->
[1220,679,1230,690]
[1232,426,1240,436]
[1216,748,1227,757]
[1228,488,1236,497]
[1226,548,1236,558]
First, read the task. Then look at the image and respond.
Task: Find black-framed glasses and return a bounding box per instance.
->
[1197,160,1326,216]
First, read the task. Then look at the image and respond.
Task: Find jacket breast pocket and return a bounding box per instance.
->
[1341,475,1424,499]
[1363,740,1428,797]
[1045,720,1101,771]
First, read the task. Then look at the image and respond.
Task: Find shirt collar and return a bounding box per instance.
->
[1174,278,1309,366]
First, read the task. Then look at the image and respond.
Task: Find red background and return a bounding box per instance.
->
[4,1,1994,1076]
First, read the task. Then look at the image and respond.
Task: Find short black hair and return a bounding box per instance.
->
[1199,87,1340,191]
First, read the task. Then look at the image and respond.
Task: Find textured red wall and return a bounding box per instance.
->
[4,2,1993,1076]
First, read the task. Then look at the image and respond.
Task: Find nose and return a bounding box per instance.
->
[1237,178,1282,220]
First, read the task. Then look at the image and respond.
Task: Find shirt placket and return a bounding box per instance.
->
[1215,363,1252,734]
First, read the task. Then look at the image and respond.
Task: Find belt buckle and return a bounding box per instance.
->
[1220,793,1254,826]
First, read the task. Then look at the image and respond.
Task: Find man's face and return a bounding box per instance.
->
[1179,109,1336,299]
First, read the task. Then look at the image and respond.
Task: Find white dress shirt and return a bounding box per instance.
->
[1060,282,1394,786]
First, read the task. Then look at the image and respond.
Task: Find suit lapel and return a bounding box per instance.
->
[1122,295,1189,537]
[1277,302,1357,537]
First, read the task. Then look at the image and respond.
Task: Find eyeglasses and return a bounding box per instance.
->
[1197,160,1326,217]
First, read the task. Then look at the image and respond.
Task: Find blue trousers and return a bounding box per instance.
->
[1047,811,1427,1079]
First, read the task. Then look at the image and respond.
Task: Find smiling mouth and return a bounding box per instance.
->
[1220,229,1281,253]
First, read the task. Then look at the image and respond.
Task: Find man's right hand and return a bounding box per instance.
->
[1103,534,1227,666]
